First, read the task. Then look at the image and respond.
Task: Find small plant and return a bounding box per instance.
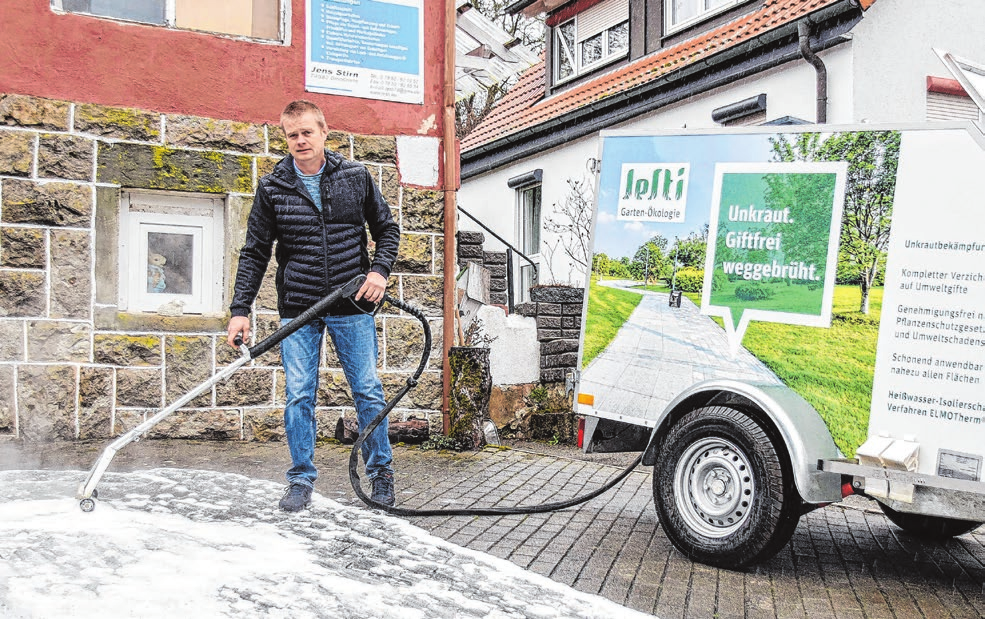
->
[461,319,496,347]
[528,386,549,405]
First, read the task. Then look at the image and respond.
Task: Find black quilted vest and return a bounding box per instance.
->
[230,151,399,318]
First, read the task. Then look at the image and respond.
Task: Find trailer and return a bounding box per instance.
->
[574,50,985,569]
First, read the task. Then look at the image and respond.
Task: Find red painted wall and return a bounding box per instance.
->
[0,1,446,137]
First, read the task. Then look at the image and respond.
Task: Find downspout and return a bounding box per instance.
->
[442,0,458,434]
[798,21,827,123]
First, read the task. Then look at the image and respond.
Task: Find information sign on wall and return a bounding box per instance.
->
[305,0,424,104]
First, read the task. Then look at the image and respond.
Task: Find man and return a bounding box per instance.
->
[227,100,400,512]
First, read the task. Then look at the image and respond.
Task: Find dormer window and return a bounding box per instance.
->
[665,0,742,34]
[553,0,629,84]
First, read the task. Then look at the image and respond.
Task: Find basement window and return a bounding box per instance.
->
[51,0,285,41]
[118,191,225,315]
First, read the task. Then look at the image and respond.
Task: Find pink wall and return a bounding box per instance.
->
[0,1,446,136]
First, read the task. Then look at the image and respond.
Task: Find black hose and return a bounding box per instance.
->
[348,293,643,516]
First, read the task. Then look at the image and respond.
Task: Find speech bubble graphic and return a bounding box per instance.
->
[702,162,846,355]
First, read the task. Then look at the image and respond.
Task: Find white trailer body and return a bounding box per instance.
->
[574,56,985,566]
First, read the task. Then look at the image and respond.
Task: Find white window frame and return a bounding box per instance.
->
[516,184,542,302]
[553,0,630,85]
[664,0,742,35]
[118,191,225,315]
[554,19,578,84]
[50,0,289,44]
[579,19,629,72]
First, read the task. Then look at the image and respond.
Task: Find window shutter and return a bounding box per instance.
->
[927,92,980,121]
[576,0,629,43]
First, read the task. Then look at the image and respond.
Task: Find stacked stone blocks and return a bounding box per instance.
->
[0,93,444,442]
[455,230,508,306]
[516,286,585,384]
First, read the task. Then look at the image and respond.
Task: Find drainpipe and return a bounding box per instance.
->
[442,0,458,434]
[798,21,827,123]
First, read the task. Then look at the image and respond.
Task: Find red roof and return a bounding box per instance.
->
[462,0,872,152]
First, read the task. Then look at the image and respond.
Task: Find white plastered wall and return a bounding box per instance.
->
[849,0,985,124]
[459,45,855,276]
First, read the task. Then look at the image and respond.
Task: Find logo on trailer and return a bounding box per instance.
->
[617,163,690,223]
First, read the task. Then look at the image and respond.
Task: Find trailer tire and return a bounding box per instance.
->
[878,503,981,540]
[654,405,800,569]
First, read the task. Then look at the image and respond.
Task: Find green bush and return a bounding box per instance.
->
[673,268,704,293]
[734,283,775,301]
[711,270,729,292]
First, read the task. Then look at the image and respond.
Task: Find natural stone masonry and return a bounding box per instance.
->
[352,134,396,164]
[394,232,432,273]
[16,364,76,440]
[0,272,46,317]
[164,336,213,408]
[0,365,14,433]
[0,131,34,176]
[0,94,70,130]
[78,366,113,440]
[26,320,91,363]
[164,115,265,153]
[0,227,45,268]
[74,103,161,142]
[520,286,585,384]
[214,369,274,407]
[97,143,253,194]
[403,189,443,232]
[0,320,25,362]
[455,232,510,306]
[38,133,94,180]
[49,229,91,319]
[93,334,162,367]
[2,179,92,228]
[244,408,285,442]
[0,93,444,441]
[145,409,242,440]
[115,368,163,409]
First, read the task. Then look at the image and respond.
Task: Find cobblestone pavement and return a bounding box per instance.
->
[3,438,984,618]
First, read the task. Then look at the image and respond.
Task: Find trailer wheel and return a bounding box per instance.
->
[654,406,800,569]
[878,503,981,540]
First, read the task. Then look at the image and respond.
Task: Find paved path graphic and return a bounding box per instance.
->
[581,280,781,424]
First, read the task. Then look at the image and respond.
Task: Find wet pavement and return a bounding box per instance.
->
[2,438,984,618]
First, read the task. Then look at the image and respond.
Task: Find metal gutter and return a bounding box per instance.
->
[798,21,828,123]
[442,0,458,434]
[461,2,861,179]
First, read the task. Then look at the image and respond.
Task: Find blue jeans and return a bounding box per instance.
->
[280,313,392,488]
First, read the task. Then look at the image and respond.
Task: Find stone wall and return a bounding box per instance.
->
[515,286,585,384]
[455,230,507,306]
[0,93,444,442]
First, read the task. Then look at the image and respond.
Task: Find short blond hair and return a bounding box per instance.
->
[280,100,327,131]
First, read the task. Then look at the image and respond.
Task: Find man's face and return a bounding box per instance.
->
[281,112,328,170]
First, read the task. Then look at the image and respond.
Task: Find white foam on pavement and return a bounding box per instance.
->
[0,469,654,619]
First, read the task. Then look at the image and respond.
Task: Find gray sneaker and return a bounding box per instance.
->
[370,471,395,507]
[279,483,312,512]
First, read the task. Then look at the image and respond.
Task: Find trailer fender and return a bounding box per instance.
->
[642,379,844,504]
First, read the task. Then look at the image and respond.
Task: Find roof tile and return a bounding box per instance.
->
[463,0,864,151]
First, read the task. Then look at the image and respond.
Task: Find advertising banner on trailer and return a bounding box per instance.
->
[580,123,984,479]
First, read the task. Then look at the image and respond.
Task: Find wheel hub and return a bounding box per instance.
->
[674,437,755,538]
